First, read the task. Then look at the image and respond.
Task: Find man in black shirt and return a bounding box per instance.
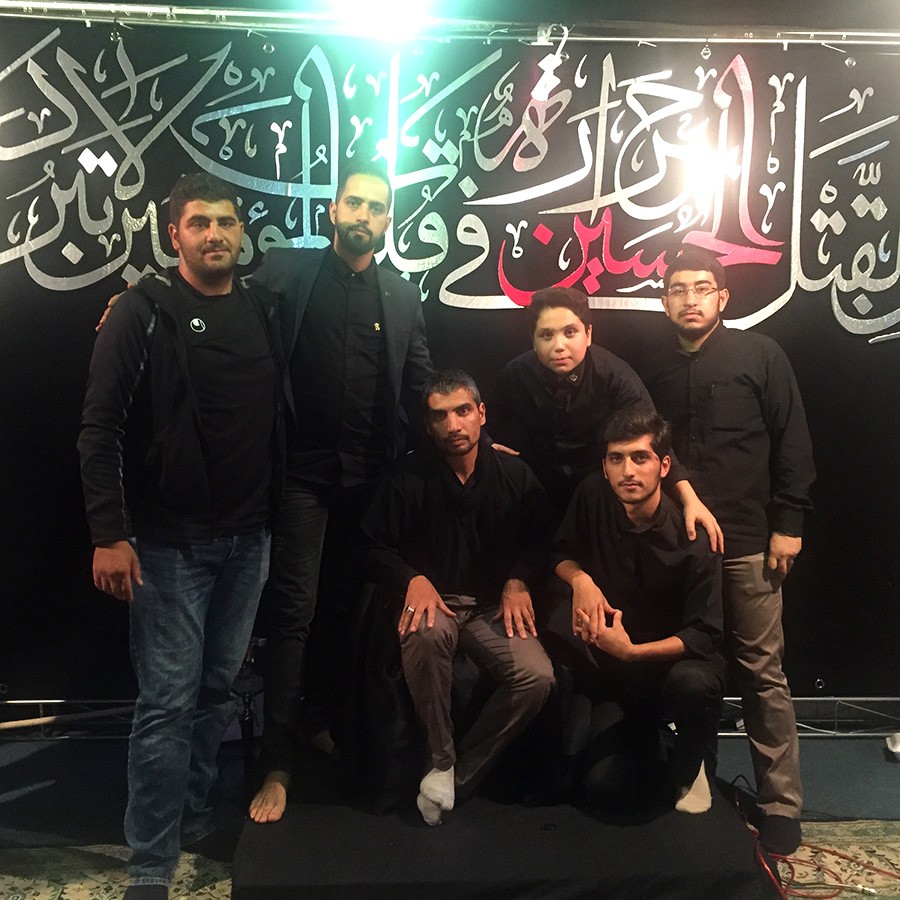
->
[79,174,282,897]
[493,286,722,550]
[548,409,725,813]
[248,162,433,823]
[638,246,815,853]
[362,370,554,826]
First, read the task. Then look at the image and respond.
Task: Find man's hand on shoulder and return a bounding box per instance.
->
[95,285,133,332]
[93,540,142,602]
[399,575,456,636]
[768,532,802,579]
[495,578,536,639]
[490,442,520,457]
[678,487,724,554]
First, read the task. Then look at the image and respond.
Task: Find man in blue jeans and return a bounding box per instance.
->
[78,172,284,898]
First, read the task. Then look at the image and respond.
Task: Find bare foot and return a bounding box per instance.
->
[249,770,290,823]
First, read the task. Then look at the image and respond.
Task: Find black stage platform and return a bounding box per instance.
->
[233,791,780,899]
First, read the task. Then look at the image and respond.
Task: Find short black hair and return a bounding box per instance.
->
[528,286,591,333]
[603,407,672,460]
[168,172,241,226]
[336,159,393,211]
[663,246,726,292]
[421,368,482,413]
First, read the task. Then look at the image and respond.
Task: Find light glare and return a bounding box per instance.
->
[333,0,432,42]
[678,138,738,223]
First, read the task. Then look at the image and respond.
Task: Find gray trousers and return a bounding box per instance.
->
[725,552,802,818]
[400,600,554,796]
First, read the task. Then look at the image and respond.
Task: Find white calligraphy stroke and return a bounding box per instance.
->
[172,44,338,251]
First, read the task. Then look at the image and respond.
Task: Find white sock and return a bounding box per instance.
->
[420,766,455,811]
[416,792,443,826]
[675,760,712,814]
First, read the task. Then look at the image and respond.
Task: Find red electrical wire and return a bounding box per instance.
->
[768,839,900,898]
[776,853,844,899]
[730,775,900,898]
[754,838,788,899]
[801,841,900,883]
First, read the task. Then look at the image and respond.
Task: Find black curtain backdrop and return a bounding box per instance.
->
[1,20,897,699]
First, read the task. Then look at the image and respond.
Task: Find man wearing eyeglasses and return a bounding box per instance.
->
[637,246,815,855]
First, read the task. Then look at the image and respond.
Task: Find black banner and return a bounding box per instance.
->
[1,20,897,697]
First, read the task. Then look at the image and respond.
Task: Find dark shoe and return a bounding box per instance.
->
[124,885,168,899]
[758,814,802,855]
[182,827,239,863]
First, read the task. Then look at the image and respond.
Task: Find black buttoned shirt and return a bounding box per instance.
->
[551,475,722,660]
[289,248,389,487]
[493,345,686,513]
[638,323,815,558]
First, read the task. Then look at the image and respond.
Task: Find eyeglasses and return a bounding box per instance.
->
[664,285,720,299]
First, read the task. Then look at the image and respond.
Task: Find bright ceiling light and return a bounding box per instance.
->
[332,0,432,42]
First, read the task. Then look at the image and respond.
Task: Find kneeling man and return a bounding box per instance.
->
[362,369,555,825]
[548,408,725,813]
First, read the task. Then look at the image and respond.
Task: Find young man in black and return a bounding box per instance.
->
[638,246,815,852]
[79,173,282,897]
[361,370,554,826]
[547,409,725,813]
[493,286,722,552]
[248,161,433,823]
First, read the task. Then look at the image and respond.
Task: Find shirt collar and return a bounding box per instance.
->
[171,267,232,301]
[674,318,727,358]
[325,246,377,288]
[611,483,665,535]
[543,355,587,390]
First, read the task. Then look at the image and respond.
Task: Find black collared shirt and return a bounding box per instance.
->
[289,248,389,486]
[361,439,552,606]
[551,474,722,660]
[493,345,682,512]
[637,323,815,558]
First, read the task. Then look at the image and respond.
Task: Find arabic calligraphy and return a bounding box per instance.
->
[1,22,898,342]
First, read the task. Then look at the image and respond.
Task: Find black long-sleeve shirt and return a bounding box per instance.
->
[79,270,281,545]
[361,439,552,606]
[551,474,722,660]
[493,345,686,512]
[637,324,815,559]
[288,248,389,486]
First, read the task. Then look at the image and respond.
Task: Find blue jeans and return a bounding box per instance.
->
[125,528,270,884]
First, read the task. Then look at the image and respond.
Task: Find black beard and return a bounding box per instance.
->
[189,255,236,286]
[675,315,719,342]
[335,223,376,256]
[442,439,475,456]
[616,490,651,506]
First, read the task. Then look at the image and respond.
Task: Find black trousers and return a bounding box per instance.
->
[542,593,726,790]
[257,477,372,775]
